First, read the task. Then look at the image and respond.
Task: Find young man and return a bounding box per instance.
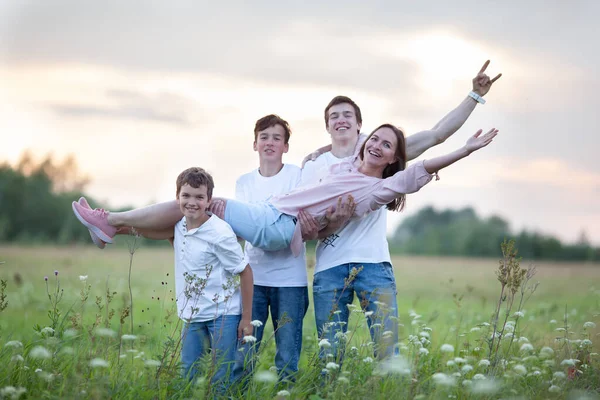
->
[233,115,308,383]
[300,61,502,361]
[135,167,254,393]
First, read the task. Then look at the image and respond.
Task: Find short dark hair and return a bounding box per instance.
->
[254,114,292,144]
[176,167,214,199]
[324,96,362,128]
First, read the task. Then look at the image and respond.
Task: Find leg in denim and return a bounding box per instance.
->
[206,314,241,394]
[354,262,399,359]
[313,264,354,363]
[270,286,309,382]
[181,321,210,381]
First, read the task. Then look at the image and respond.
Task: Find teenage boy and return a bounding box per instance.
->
[140,167,254,393]
[300,61,502,361]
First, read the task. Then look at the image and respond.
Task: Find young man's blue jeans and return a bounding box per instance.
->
[313,262,399,361]
[250,285,309,382]
[181,314,244,393]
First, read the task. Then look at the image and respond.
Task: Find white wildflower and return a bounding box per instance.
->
[513,364,527,375]
[11,355,24,363]
[29,346,51,360]
[454,357,467,364]
[583,321,596,329]
[440,344,454,353]
[512,311,524,318]
[447,360,456,367]
[419,331,430,338]
[478,359,490,367]
[461,365,473,374]
[550,319,557,324]
[548,385,561,393]
[419,348,429,355]
[318,339,331,348]
[432,372,456,387]
[0,386,27,399]
[481,322,490,327]
[79,275,88,282]
[121,334,137,341]
[553,371,566,380]
[382,330,394,338]
[462,379,472,387]
[276,390,291,397]
[473,373,486,380]
[375,357,411,376]
[581,339,592,347]
[337,376,349,384]
[555,327,566,332]
[243,335,257,343]
[89,358,109,368]
[94,327,117,338]
[40,327,55,336]
[63,329,78,338]
[253,370,278,383]
[144,360,161,367]
[363,357,373,363]
[520,343,534,352]
[470,327,481,332]
[364,311,374,317]
[539,346,554,358]
[4,341,23,349]
[518,336,529,343]
[326,362,340,370]
[561,359,577,366]
[251,320,263,327]
[470,379,501,395]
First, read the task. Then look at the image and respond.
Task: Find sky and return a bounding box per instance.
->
[1,1,599,245]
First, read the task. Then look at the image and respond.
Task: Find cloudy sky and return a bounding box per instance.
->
[1,1,599,244]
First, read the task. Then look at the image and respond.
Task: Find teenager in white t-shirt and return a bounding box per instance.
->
[234,115,308,383]
[299,62,502,361]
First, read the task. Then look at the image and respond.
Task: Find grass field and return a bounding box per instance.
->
[1,243,599,399]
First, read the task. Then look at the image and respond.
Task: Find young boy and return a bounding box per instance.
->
[234,115,307,383]
[170,167,254,392]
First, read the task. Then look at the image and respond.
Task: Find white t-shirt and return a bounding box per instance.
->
[301,152,392,274]
[173,215,248,322]
[235,164,308,287]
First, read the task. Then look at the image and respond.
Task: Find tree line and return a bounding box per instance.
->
[390,206,599,261]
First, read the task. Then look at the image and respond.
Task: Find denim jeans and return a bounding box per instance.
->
[248,285,309,382]
[313,262,399,361]
[181,314,245,394]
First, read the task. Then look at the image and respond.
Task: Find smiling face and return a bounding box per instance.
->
[253,123,289,161]
[326,102,362,142]
[177,183,211,227]
[362,126,400,168]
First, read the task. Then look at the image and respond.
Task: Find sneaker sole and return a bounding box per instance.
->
[72,202,114,244]
[78,198,106,249]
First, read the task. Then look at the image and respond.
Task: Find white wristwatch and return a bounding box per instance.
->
[468,91,486,104]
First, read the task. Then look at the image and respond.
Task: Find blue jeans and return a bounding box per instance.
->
[313,262,399,361]
[181,315,245,394]
[224,200,295,251]
[248,285,309,382]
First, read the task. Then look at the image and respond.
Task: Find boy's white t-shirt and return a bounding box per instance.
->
[173,215,247,322]
[301,152,392,274]
[235,164,308,287]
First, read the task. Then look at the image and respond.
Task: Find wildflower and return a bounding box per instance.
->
[364,311,374,317]
[44,276,48,281]
[326,362,340,370]
[454,357,467,364]
[560,359,577,366]
[473,373,486,380]
[447,360,456,367]
[251,320,263,327]
[94,327,117,338]
[419,348,429,356]
[555,327,566,332]
[471,379,501,395]
[243,335,257,343]
[382,330,393,338]
[512,311,524,318]
[35,368,42,373]
[539,346,554,358]
[54,270,58,276]
[337,377,349,384]
[63,329,78,338]
[79,275,88,282]
[89,358,109,368]
[277,390,291,397]
[518,336,529,343]
[530,370,542,376]
[470,327,481,332]
[144,360,161,367]
[333,310,341,315]
[583,321,596,329]
[478,359,490,367]
[363,357,373,363]
[121,334,137,341]
[553,371,566,380]
[375,357,411,376]
[0,386,27,399]
[419,331,430,338]
[520,343,534,352]
[513,364,527,375]
[29,346,51,360]
[11,355,24,363]
[318,339,331,348]
[432,372,456,387]
[548,385,561,393]
[549,319,557,324]
[254,370,278,383]
[462,379,472,387]
[4,341,23,349]
[40,327,55,336]
[440,344,454,353]
[581,339,592,347]
[461,365,473,374]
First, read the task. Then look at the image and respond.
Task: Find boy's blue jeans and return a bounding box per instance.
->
[181,315,245,393]
[248,285,308,382]
[312,262,399,361]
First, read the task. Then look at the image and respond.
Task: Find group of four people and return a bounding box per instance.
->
[71,62,501,393]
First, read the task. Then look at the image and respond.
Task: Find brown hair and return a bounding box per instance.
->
[176,167,214,200]
[358,124,407,212]
[254,114,292,144]
[324,95,363,128]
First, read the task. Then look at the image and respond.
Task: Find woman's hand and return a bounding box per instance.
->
[465,128,498,153]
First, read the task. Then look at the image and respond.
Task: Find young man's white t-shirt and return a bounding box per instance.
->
[235,164,308,287]
[301,152,392,275]
[173,215,248,322]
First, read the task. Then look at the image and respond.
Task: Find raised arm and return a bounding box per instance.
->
[405,60,502,161]
[423,128,498,174]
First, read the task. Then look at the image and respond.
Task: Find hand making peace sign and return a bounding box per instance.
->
[472,60,502,97]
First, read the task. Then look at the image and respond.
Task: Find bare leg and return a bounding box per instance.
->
[107,200,183,230]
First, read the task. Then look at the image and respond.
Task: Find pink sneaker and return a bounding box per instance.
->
[78,197,106,249]
[72,201,117,244]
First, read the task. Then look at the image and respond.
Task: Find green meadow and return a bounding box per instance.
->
[1,243,599,399]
